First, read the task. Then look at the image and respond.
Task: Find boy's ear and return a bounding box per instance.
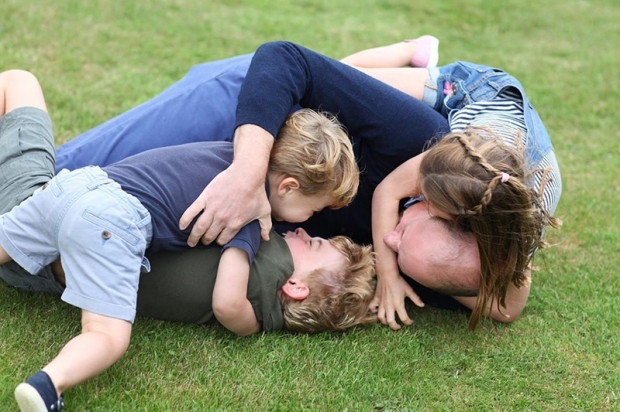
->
[281,279,309,300]
[277,177,300,195]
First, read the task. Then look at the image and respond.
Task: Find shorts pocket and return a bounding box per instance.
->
[82,209,142,247]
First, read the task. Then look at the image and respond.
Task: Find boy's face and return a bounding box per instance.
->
[283,228,346,279]
[271,191,336,223]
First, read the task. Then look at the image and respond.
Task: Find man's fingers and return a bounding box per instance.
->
[179,200,206,231]
[258,215,272,242]
[188,213,217,247]
[211,225,238,246]
[260,227,270,242]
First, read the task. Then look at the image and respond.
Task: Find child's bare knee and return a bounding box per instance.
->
[0,69,37,84]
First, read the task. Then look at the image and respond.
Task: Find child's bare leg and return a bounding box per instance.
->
[343,67,430,101]
[340,35,439,68]
[341,41,419,68]
[15,310,131,410]
[0,245,12,264]
[44,311,132,394]
[340,36,437,100]
[0,70,47,116]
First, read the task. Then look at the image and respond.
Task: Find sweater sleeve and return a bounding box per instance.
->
[234,41,449,159]
[221,220,261,265]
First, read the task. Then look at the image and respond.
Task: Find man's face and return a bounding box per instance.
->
[383,200,480,293]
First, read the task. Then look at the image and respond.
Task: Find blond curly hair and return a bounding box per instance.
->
[281,236,376,333]
[270,109,359,209]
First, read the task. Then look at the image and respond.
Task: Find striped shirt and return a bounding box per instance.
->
[449,89,561,216]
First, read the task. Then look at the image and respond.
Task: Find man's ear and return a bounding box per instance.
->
[281,279,310,300]
[277,177,300,196]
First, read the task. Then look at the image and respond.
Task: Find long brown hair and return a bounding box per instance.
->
[419,128,559,329]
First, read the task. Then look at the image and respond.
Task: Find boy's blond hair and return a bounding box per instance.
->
[281,236,377,333]
[269,109,359,208]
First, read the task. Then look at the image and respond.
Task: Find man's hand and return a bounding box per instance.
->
[179,124,274,246]
[370,272,424,331]
[179,165,272,246]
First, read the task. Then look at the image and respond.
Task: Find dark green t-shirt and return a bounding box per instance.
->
[136,229,293,332]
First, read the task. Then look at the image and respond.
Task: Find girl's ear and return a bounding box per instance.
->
[277,177,300,195]
[281,279,310,300]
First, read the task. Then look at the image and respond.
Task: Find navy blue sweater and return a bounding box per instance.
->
[235,41,450,244]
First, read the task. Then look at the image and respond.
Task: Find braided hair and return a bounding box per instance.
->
[419,127,559,329]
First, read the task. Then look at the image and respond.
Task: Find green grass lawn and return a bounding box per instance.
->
[1,0,619,410]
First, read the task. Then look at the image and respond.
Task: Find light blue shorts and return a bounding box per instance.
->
[0,167,152,322]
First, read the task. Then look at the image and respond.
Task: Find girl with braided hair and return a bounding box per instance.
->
[344,37,562,329]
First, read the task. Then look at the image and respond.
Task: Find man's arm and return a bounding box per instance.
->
[181,41,448,247]
[212,247,261,336]
[453,268,532,323]
[235,41,446,160]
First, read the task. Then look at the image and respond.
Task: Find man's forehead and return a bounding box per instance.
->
[400,200,432,225]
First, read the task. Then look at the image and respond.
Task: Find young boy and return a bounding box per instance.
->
[0,70,372,412]
[136,227,376,334]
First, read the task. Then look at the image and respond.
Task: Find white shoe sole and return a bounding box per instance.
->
[425,36,440,68]
[15,383,48,412]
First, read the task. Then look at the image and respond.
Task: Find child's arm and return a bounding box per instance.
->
[212,247,261,336]
[371,153,427,330]
[453,268,532,323]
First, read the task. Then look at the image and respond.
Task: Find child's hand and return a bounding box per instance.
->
[371,272,424,331]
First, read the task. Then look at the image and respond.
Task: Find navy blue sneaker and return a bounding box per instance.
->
[14,371,64,412]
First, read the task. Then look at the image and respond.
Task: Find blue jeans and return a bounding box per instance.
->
[423,61,555,167]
